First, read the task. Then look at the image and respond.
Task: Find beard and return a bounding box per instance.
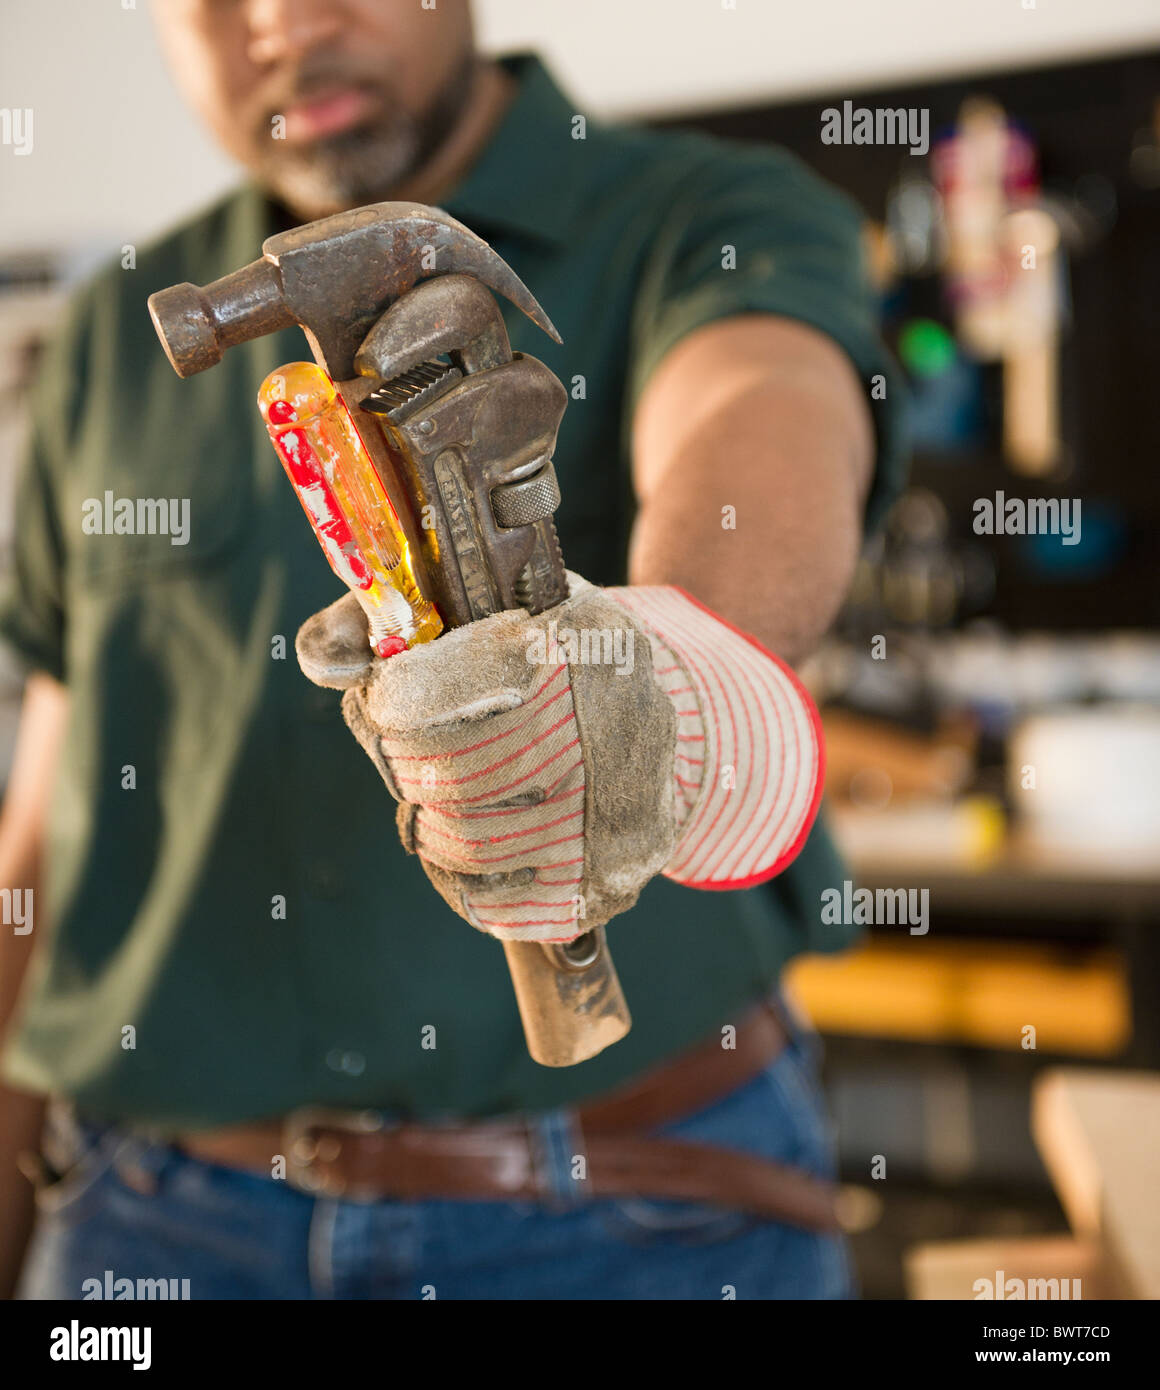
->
[254,50,476,215]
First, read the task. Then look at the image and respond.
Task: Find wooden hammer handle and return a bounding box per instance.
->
[503,929,631,1067]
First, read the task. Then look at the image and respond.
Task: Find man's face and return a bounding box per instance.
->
[151,0,476,217]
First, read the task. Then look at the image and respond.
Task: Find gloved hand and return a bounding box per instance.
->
[296,573,822,942]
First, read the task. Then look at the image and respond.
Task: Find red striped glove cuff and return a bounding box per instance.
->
[609,586,824,890]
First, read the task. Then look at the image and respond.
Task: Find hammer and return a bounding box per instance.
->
[148,203,631,1068]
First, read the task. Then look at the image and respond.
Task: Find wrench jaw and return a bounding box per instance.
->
[351,275,569,629]
[355,274,516,380]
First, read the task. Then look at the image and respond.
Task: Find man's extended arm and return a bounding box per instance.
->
[630,314,875,665]
[295,312,873,933]
[0,672,69,1298]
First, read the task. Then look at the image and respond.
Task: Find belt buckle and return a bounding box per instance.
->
[281,1106,384,1199]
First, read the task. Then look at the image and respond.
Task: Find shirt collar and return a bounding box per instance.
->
[440,53,587,248]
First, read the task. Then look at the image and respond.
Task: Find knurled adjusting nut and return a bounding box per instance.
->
[490,460,561,529]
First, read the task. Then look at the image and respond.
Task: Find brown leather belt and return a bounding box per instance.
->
[170,1003,840,1232]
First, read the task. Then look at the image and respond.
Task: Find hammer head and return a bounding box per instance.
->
[148,201,560,381]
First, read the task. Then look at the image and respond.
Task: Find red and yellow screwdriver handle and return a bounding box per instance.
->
[258,361,443,657]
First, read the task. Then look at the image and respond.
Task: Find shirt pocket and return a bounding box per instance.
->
[64,368,254,589]
[56,370,277,773]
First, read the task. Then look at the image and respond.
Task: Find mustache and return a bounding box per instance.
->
[253,53,397,124]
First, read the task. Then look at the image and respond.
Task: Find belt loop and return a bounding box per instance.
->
[111,1124,172,1197]
[530,1108,588,1210]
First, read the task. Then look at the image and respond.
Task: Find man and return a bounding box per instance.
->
[0,0,905,1299]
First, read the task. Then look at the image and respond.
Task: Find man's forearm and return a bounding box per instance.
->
[629,316,874,666]
[0,863,45,1301]
[0,672,69,1297]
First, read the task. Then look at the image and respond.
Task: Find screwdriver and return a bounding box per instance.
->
[258,361,443,657]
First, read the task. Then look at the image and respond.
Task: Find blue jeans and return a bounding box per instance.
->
[18,1020,853,1300]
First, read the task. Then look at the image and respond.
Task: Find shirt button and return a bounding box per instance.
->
[326,1048,366,1076]
[305,860,344,899]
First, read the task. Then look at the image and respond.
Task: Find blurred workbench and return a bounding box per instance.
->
[787,821,1160,1063]
[1032,1068,1160,1300]
[907,1067,1160,1298]
[852,832,1160,918]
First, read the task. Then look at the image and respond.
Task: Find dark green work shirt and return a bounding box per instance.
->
[0,55,906,1126]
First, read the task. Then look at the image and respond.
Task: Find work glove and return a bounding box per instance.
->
[296,573,822,942]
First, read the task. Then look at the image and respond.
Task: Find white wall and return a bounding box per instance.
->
[0,0,1158,261]
[478,0,1160,115]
